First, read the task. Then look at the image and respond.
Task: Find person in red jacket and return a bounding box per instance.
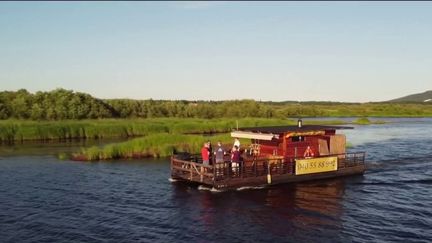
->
[201,142,210,166]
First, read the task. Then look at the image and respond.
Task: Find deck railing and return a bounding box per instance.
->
[171,152,365,183]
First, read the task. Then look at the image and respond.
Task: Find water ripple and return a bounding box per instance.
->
[1,121,432,242]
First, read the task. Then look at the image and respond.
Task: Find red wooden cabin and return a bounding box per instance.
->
[232,123,350,159]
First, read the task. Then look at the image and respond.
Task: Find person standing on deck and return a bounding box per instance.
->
[215,141,225,163]
[231,145,241,175]
[201,142,210,166]
[215,141,225,176]
[233,138,240,150]
[207,141,213,164]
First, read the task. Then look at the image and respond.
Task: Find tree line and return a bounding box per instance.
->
[0,88,431,120]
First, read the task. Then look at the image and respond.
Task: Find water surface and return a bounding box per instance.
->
[1,119,431,242]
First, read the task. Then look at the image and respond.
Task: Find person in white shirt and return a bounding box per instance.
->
[233,138,240,150]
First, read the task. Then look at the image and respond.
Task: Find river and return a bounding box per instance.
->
[0,119,431,242]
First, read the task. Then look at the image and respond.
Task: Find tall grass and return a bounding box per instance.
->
[352,117,386,125]
[0,118,300,144]
[353,117,371,125]
[0,124,18,144]
[0,117,365,145]
[72,118,365,161]
[76,133,238,160]
[1,117,365,160]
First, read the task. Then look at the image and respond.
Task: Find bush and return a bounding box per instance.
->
[354,117,371,125]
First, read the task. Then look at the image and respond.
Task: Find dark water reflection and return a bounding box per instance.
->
[0,138,130,157]
[1,119,432,242]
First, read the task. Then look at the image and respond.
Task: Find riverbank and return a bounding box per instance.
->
[70,117,381,161]
[1,117,388,144]
[72,133,235,161]
[0,117,384,160]
[1,117,354,144]
[0,118,279,144]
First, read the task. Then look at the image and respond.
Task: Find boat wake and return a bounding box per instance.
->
[168,178,178,183]
[197,185,222,192]
[236,186,266,191]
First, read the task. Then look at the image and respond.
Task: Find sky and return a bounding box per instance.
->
[0,2,431,102]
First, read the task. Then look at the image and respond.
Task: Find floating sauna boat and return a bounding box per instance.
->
[170,120,365,190]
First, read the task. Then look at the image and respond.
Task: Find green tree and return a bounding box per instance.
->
[10,89,31,119]
[30,104,44,120]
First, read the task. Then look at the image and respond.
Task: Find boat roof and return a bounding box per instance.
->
[238,125,353,134]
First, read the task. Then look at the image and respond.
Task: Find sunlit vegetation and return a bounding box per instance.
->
[0,117,359,144]
[0,118,296,144]
[353,117,387,125]
[354,117,371,125]
[74,133,252,161]
[1,89,432,121]
[2,88,423,160]
[75,127,361,160]
[71,118,360,161]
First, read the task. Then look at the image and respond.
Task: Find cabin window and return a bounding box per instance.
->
[292,136,305,142]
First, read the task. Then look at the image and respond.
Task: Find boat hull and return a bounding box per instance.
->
[171,153,366,190]
[210,164,365,189]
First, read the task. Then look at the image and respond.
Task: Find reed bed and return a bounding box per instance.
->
[1,117,368,160]
[353,117,385,125]
[76,133,239,160]
[0,118,296,144]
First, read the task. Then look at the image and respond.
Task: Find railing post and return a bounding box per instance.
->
[226,162,229,180]
[212,164,215,183]
[279,159,282,175]
[267,161,272,184]
[292,159,296,175]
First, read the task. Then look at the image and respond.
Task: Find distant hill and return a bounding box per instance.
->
[389,90,432,103]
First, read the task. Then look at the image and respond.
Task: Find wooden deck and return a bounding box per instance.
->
[170,152,366,189]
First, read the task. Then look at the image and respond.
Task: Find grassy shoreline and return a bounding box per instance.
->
[68,117,383,161]
[0,117,386,160]
[72,118,378,161]
[0,117,353,144]
[72,133,237,161]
